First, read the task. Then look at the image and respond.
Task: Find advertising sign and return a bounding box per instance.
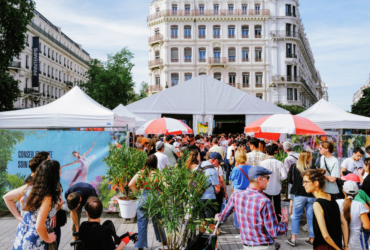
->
[32,37,39,87]
[198,122,208,134]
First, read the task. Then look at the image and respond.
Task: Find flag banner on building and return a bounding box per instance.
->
[287,134,370,165]
[0,130,129,211]
[32,37,39,87]
[198,122,208,134]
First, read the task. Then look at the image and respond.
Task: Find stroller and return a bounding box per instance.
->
[184,221,220,250]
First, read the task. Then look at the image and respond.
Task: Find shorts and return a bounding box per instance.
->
[200,199,218,219]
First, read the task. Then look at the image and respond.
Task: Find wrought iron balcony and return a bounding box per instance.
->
[171,35,178,39]
[286,12,297,17]
[66,81,73,87]
[255,84,263,88]
[242,58,249,62]
[51,95,54,98]
[228,58,236,62]
[171,59,179,63]
[199,35,206,39]
[52,76,54,79]
[242,35,249,38]
[255,58,262,62]
[286,53,297,58]
[48,74,50,77]
[228,83,240,89]
[9,61,21,68]
[43,72,46,76]
[148,58,163,68]
[24,88,39,94]
[199,58,206,63]
[228,35,235,39]
[52,57,54,60]
[149,85,163,92]
[242,83,250,88]
[148,34,163,43]
[184,58,192,62]
[209,57,227,64]
[270,30,299,38]
[48,55,50,58]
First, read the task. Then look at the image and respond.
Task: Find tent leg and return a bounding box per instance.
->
[133,128,135,148]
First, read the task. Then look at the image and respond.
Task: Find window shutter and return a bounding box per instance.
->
[185,48,192,56]
[229,49,236,56]
[171,49,178,59]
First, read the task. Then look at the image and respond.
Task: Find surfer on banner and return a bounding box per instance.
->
[61,142,96,187]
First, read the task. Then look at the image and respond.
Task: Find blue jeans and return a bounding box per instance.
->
[291,195,315,238]
[233,187,245,229]
[135,190,167,248]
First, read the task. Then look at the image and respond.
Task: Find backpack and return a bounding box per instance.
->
[193,163,215,196]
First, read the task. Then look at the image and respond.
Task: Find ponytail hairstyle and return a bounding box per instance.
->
[29,151,49,173]
[296,151,312,173]
[342,193,355,238]
[364,158,370,172]
[301,169,327,192]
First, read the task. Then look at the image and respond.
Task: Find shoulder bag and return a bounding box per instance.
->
[236,166,249,180]
[324,157,344,199]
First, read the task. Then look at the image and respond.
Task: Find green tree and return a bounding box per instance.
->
[79,48,137,109]
[277,103,306,115]
[128,81,149,104]
[352,88,370,117]
[0,0,35,111]
[0,130,28,209]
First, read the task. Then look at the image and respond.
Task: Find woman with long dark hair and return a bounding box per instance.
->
[128,155,167,250]
[25,151,50,184]
[186,150,200,170]
[302,169,349,250]
[3,160,61,250]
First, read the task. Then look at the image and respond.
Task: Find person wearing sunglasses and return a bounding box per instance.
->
[286,151,316,247]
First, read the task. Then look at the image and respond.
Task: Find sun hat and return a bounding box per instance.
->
[343,180,359,195]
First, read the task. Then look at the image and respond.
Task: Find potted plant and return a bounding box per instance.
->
[104,142,147,218]
[280,76,285,82]
[138,160,217,250]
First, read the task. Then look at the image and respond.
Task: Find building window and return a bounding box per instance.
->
[171,74,179,86]
[214,73,221,81]
[52,51,54,60]
[229,73,236,83]
[228,25,235,38]
[25,98,28,108]
[44,45,46,55]
[155,76,160,85]
[255,4,261,14]
[155,28,160,35]
[199,72,206,76]
[43,84,45,94]
[228,4,234,15]
[185,73,192,81]
[25,78,28,89]
[255,48,262,62]
[256,93,263,99]
[242,48,249,62]
[185,4,190,15]
[172,4,177,15]
[52,68,54,78]
[155,50,160,59]
[184,48,192,62]
[171,48,178,62]
[43,64,45,74]
[26,55,29,69]
[48,48,50,57]
[288,88,298,101]
[286,4,292,16]
[39,43,42,53]
[228,48,236,62]
[256,73,263,87]
[213,48,221,61]
[242,73,250,87]
[59,71,61,79]
[199,26,206,38]
[26,35,29,46]
[293,6,296,17]
[199,4,204,15]
[213,26,220,38]
[214,4,219,15]
[48,66,50,76]
[199,48,206,62]
[171,26,178,38]
[255,26,262,38]
[242,26,249,38]
[242,4,248,15]
[184,26,191,39]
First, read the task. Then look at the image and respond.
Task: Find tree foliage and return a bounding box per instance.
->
[352,88,370,117]
[0,0,35,111]
[277,103,306,115]
[129,81,149,104]
[79,48,137,109]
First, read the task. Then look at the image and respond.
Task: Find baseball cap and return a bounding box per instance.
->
[173,142,180,148]
[248,166,272,179]
[156,141,165,150]
[283,141,292,150]
[176,136,182,140]
[342,173,360,183]
[209,152,224,162]
[343,180,359,195]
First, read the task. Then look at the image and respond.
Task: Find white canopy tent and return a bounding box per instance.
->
[126,76,288,134]
[113,104,147,130]
[0,86,135,129]
[298,99,370,129]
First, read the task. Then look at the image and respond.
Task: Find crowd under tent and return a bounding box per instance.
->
[113,104,147,130]
[126,76,288,135]
[298,99,370,130]
[0,86,135,129]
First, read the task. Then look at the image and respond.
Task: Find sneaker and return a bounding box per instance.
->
[302,224,309,232]
[235,234,241,239]
[286,238,296,247]
[304,239,313,246]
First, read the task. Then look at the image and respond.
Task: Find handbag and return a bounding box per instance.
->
[323,157,344,199]
[56,209,67,227]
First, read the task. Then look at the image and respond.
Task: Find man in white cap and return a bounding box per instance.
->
[154,141,170,172]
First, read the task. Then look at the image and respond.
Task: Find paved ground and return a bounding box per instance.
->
[0,183,314,250]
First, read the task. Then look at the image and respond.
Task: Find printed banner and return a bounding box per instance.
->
[32,37,39,87]
[198,122,208,135]
[0,130,129,211]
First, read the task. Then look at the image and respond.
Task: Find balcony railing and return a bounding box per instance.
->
[255,84,263,88]
[26,42,29,46]
[43,72,46,76]
[209,57,227,64]
[228,35,235,38]
[148,34,163,43]
[148,58,163,67]
[270,30,299,38]
[286,12,297,17]
[199,35,206,39]
[213,35,220,39]
[276,75,317,101]
[9,61,21,68]
[147,9,270,21]
[149,85,163,92]
[286,53,297,58]
[171,35,178,39]
[242,35,249,38]
[48,55,50,58]
[24,88,39,94]
[48,74,50,77]
[184,58,192,62]
[66,81,73,87]
[171,59,179,62]
[51,95,54,98]
[255,58,262,62]
[52,57,54,60]
[242,58,249,62]
[184,35,191,39]
[199,58,206,62]
[242,83,250,88]
[228,58,236,62]
[228,83,240,89]
[255,34,262,38]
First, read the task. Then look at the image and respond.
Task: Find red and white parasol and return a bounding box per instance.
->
[136,117,193,135]
[245,114,325,139]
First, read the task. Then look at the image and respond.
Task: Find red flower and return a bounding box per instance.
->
[117,144,122,149]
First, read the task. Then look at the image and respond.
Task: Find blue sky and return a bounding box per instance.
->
[34,0,370,111]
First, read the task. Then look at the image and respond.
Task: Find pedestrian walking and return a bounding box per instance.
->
[215,166,289,250]
[260,145,287,222]
[246,138,267,166]
[302,169,349,250]
[154,141,171,171]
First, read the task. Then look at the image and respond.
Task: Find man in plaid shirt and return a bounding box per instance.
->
[215,166,289,250]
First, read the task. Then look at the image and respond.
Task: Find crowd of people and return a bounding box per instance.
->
[3,132,370,250]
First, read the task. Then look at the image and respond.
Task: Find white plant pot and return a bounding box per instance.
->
[118,199,137,219]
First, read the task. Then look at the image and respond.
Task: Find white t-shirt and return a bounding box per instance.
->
[336,199,368,234]
[220,140,229,154]
[214,166,224,177]
[227,145,235,161]
[154,152,170,172]
[341,157,364,175]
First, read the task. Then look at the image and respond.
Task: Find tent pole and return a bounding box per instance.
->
[133,128,135,148]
